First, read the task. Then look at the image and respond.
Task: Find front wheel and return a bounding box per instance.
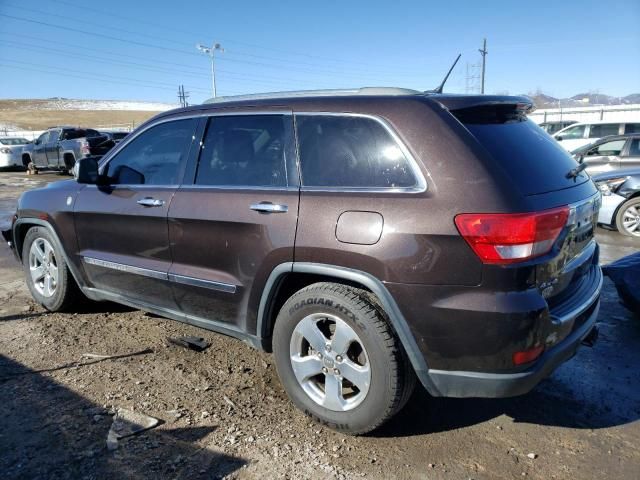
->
[22,227,82,311]
[273,282,415,435]
[615,197,640,237]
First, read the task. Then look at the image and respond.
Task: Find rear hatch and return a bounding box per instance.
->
[443,97,600,310]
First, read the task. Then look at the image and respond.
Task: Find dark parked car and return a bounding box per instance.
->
[593,167,640,237]
[99,131,129,144]
[571,133,640,174]
[2,88,602,434]
[539,119,577,135]
[21,126,116,173]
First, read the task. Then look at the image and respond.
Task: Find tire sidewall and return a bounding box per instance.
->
[22,226,69,311]
[615,197,640,237]
[273,287,397,433]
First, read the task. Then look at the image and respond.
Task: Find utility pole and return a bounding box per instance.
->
[196,42,224,98]
[479,38,488,94]
[177,85,190,107]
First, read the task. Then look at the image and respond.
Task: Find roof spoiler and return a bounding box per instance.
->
[431,95,536,114]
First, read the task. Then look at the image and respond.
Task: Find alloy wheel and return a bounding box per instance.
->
[289,312,371,412]
[29,238,58,297]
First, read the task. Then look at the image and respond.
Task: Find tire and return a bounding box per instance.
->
[615,197,640,237]
[273,282,415,435]
[22,226,83,312]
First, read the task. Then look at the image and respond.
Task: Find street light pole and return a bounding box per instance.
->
[196,42,224,98]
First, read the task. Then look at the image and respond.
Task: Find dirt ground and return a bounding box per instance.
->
[1,170,639,480]
[0,100,158,130]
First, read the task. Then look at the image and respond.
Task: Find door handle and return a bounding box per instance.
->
[250,202,288,213]
[137,197,165,207]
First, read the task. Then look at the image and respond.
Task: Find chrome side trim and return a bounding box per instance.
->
[167,273,237,293]
[294,112,428,194]
[83,257,237,293]
[83,257,167,281]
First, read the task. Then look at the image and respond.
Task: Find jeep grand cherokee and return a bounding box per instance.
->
[3,88,602,434]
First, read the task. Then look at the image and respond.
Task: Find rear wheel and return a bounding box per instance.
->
[273,282,415,435]
[615,197,640,237]
[22,227,82,311]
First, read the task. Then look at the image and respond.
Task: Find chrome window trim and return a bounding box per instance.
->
[99,110,294,187]
[294,112,427,194]
[178,185,299,192]
[83,256,237,294]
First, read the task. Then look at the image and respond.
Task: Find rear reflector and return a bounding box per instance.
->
[454,206,569,265]
[513,345,544,366]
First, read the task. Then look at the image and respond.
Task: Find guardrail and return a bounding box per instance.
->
[529,104,640,124]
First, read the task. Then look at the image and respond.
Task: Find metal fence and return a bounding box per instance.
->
[529,104,640,124]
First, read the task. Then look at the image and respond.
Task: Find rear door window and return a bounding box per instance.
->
[588,124,619,138]
[195,115,291,187]
[296,115,418,189]
[455,106,588,195]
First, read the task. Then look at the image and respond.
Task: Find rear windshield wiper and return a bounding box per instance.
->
[566,162,588,179]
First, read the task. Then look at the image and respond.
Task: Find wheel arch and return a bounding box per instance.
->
[257,262,436,393]
[13,218,86,290]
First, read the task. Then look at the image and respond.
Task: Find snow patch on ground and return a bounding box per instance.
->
[19,98,178,111]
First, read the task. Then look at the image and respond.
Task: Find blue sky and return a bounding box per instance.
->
[0,0,638,103]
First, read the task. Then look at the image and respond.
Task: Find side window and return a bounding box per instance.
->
[589,124,619,138]
[591,139,626,156]
[195,115,288,187]
[556,125,585,139]
[36,132,49,144]
[48,130,60,142]
[624,123,640,134]
[296,115,418,189]
[628,139,640,157]
[104,118,197,185]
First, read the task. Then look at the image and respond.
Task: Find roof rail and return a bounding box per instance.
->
[203,87,422,104]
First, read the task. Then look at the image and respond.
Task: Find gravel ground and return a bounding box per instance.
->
[1,170,639,480]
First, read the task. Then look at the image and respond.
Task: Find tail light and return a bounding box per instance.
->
[513,345,544,365]
[455,206,569,265]
[81,141,90,154]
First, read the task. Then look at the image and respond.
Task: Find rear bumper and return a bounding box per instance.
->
[424,266,602,397]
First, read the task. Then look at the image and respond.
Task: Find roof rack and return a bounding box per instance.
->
[203,87,422,104]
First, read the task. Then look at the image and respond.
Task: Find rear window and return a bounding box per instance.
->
[455,106,588,195]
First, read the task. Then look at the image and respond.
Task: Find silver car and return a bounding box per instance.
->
[572,134,640,175]
[0,137,30,169]
[593,167,640,237]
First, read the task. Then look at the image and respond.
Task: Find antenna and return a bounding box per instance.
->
[428,54,462,94]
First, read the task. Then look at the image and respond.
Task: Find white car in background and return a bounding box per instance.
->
[0,137,30,170]
[554,121,640,151]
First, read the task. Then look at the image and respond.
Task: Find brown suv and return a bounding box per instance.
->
[3,88,603,434]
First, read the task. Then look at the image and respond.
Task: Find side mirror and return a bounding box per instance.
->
[34,139,40,145]
[555,135,563,141]
[75,157,100,184]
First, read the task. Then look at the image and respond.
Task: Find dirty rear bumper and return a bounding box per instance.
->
[424,270,602,398]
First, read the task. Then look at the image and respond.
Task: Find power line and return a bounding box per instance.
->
[0,7,434,81]
[0,32,337,86]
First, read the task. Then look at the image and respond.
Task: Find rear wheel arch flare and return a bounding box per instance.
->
[257,262,437,394]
